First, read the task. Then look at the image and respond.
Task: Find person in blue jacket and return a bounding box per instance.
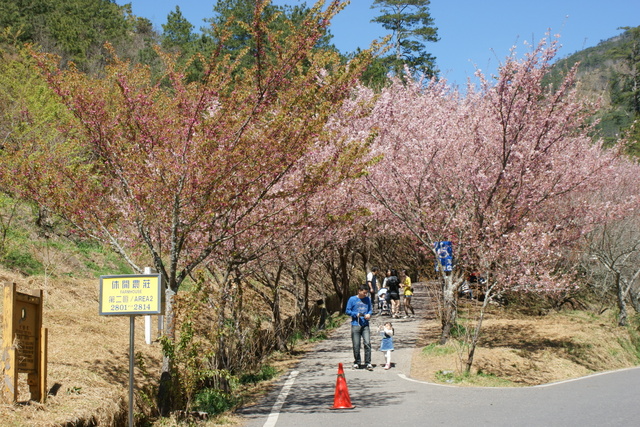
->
[346,284,373,370]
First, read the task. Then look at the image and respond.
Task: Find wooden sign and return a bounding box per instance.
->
[99,274,163,316]
[2,283,48,403]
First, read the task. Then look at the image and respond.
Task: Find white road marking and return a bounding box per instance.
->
[263,370,300,427]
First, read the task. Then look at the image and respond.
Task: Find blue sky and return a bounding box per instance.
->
[117,0,639,88]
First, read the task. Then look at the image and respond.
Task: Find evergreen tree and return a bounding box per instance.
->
[609,26,640,155]
[205,0,337,67]
[160,6,217,83]
[0,0,135,72]
[161,6,195,51]
[612,27,640,117]
[357,52,391,89]
[371,0,439,78]
[128,15,162,69]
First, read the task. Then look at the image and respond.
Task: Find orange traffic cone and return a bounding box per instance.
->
[330,363,355,409]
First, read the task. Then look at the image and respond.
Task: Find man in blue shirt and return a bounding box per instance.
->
[345,284,373,370]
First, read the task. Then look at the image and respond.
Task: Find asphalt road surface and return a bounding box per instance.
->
[238,283,640,427]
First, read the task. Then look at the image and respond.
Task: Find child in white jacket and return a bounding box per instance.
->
[379,322,395,370]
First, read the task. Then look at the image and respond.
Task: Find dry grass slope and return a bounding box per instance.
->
[411,304,640,386]
[1,268,164,426]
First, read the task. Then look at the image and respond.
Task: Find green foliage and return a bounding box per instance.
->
[358,52,392,89]
[0,0,136,72]
[204,0,339,72]
[324,313,347,330]
[159,280,242,412]
[74,240,133,277]
[239,365,278,385]
[309,330,328,342]
[192,388,238,415]
[450,322,468,338]
[371,0,439,77]
[0,43,70,150]
[609,27,640,116]
[473,370,516,386]
[158,6,215,82]
[0,194,18,255]
[161,6,195,50]
[548,26,640,153]
[287,331,304,347]
[1,248,43,275]
[421,342,455,356]
[0,197,44,275]
[0,194,132,277]
[434,369,456,382]
[621,314,640,361]
[66,386,83,395]
[435,368,514,386]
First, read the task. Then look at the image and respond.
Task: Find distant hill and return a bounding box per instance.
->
[546,26,640,152]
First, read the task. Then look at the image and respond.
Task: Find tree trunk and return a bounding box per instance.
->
[158,287,176,416]
[339,247,351,312]
[616,274,629,326]
[439,273,457,345]
[302,273,312,336]
[272,286,286,351]
[465,294,492,374]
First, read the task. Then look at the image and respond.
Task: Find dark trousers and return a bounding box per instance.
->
[351,324,371,365]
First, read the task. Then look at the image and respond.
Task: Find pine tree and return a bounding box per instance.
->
[161,6,195,51]
[204,0,336,68]
[371,0,439,78]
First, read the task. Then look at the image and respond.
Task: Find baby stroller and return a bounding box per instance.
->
[377,287,391,316]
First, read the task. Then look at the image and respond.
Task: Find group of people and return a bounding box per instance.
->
[367,267,415,318]
[346,267,416,371]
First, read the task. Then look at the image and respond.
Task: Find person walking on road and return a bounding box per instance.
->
[385,269,401,318]
[379,321,395,370]
[346,284,373,370]
[366,267,379,312]
[400,270,415,318]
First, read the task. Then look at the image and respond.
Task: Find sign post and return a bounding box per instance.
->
[434,241,454,272]
[2,283,47,403]
[99,274,163,427]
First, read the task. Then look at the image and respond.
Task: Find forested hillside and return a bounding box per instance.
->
[2,2,640,426]
[547,26,640,152]
[0,0,159,73]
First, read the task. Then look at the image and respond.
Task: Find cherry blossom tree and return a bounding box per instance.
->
[223,126,378,350]
[581,159,640,326]
[0,0,380,410]
[4,0,375,305]
[360,37,630,371]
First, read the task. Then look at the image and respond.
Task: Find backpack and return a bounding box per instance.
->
[387,276,400,293]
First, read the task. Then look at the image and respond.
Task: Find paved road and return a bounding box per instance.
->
[238,284,640,427]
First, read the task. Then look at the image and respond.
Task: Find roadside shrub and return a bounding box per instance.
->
[240,365,278,385]
[192,388,238,415]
